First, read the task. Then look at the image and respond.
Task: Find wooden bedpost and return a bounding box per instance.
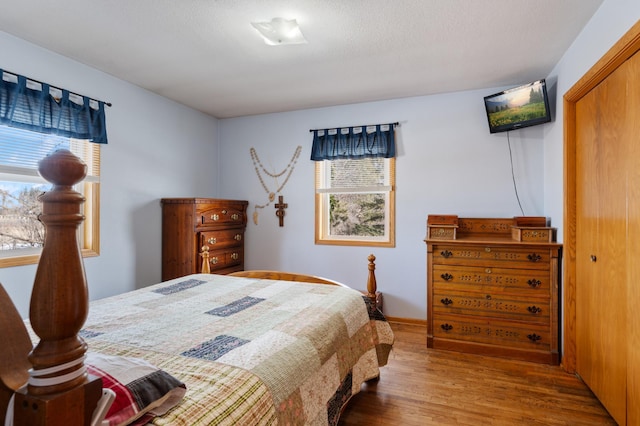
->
[366,254,383,312]
[200,245,211,273]
[14,150,102,425]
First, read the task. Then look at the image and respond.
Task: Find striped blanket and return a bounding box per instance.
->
[80,273,394,425]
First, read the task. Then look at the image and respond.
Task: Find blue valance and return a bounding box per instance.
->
[0,69,108,143]
[310,123,396,161]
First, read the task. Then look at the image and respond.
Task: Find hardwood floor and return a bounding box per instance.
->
[339,322,615,425]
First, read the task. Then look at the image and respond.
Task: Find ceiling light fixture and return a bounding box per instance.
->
[251,17,307,46]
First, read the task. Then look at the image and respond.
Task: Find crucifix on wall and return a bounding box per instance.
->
[274,195,288,227]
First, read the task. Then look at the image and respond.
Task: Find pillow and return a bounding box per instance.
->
[86,352,186,426]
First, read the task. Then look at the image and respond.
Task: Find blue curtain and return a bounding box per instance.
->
[310,123,395,161]
[0,70,108,143]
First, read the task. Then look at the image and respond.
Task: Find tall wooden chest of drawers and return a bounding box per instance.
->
[161,198,248,281]
[425,216,562,364]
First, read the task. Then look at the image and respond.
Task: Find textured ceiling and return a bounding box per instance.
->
[0,0,604,118]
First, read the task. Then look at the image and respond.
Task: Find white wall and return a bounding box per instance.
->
[219,91,546,319]
[544,1,640,243]
[0,31,220,317]
[220,0,640,321]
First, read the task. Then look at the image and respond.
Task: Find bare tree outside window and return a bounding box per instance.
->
[0,183,48,250]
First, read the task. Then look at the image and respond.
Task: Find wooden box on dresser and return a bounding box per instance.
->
[425,215,562,364]
[161,198,248,281]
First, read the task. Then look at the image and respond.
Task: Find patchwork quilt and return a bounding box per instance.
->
[80,273,394,425]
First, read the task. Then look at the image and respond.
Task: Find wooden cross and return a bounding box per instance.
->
[274,195,288,227]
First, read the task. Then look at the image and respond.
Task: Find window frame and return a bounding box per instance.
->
[0,133,100,268]
[315,157,395,247]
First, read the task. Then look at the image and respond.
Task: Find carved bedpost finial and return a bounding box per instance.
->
[15,149,102,425]
[200,246,211,273]
[367,253,377,299]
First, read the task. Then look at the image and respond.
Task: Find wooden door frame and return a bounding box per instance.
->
[563,19,640,373]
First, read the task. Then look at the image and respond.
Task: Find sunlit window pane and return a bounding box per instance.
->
[315,158,395,247]
[0,125,100,265]
[329,193,386,237]
[0,181,49,251]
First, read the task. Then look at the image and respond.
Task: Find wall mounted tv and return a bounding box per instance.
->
[483,79,551,133]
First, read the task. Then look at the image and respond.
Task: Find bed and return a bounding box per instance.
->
[0,149,394,426]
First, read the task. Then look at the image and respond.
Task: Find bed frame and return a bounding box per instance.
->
[202,245,380,306]
[0,149,380,426]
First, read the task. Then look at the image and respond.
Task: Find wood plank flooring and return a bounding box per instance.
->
[339,322,616,425]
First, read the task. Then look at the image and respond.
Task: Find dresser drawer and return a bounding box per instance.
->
[432,245,551,269]
[432,264,550,294]
[433,314,551,351]
[199,229,244,250]
[198,204,246,227]
[201,247,244,272]
[433,289,550,323]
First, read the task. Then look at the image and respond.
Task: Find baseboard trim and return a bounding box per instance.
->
[386,316,427,326]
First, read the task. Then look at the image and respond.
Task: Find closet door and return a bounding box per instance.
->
[575,55,629,425]
[627,51,640,426]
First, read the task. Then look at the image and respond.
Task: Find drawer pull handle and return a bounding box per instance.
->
[440,273,453,281]
[234,234,242,241]
[527,279,542,288]
[441,323,453,332]
[440,250,453,258]
[231,213,240,220]
[590,254,597,262]
[231,252,239,260]
[210,256,219,265]
[485,294,492,300]
[485,247,491,253]
[527,333,542,342]
[527,253,542,262]
[440,298,453,306]
[208,237,217,245]
[527,306,542,314]
[211,214,219,221]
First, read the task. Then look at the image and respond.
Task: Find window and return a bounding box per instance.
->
[0,125,100,267]
[315,157,395,247]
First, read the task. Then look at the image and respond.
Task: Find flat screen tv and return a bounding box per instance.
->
[483,79,551,133]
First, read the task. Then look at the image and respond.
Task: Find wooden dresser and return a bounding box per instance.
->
[425,215,562,364]
[161,198,248,281]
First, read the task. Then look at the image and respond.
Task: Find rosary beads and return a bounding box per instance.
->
[250,145,302,224]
